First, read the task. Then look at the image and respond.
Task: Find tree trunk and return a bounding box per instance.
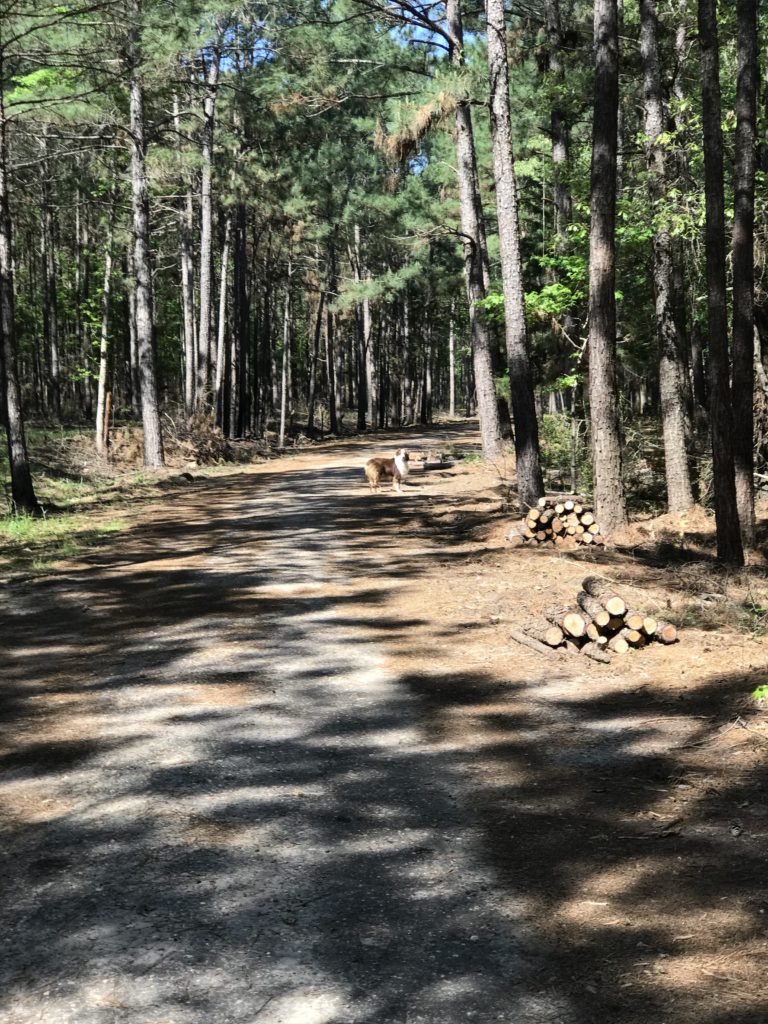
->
[639,0,694,512]
[128,8,164,466]
[0,66,40,514]
[402,296,414,426]
[126,244,140,417]
[545,0,572,242]
[234,204,249,437]
[486,0,544,508]
[325,243,339,434]
[364,285,375,429]
[214,211,231,427]
[174,92,196,418]
[95,194,116,455]
[690,321,707,413]
[446,0,503,460]
[448,298,456,417]
[278,258,291,448]
[731,0,757,547]
[78,199,94,421]
[698,0,743,564]
[353,224,368,431]
[196,37,222,412]
[307,289,325,436]
[587,0,626,532]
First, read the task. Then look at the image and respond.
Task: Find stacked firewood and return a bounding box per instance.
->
[510,575,678,664]
[507,496,604,549]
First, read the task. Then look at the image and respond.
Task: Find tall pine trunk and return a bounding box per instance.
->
[234,204,249,437]
[352,224,368,431]
[95,194,116,455]
[196,37,222,412]
[698,0,743,564]
[486,0,543,508]
[545,0,572,241]
[128,6,164,466]
[587,0,626,532]
[278,258,291,448]
[446,0,503,460]
[0,64,40,514]
[214,212,231,427]
[324,243,339,434]
[732,0,757,547]
[639,0,694,512]
[174,93,196,418]
[448,299,456,417]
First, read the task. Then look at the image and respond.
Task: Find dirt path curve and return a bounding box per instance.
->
[1,425,565,1024]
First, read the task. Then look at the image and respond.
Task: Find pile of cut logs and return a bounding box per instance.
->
[510,575,678,664]
[507,496,604,548]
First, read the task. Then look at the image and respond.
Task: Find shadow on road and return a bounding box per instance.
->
[1,434,766,1024]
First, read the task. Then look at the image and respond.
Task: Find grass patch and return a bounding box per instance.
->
[0,512,127,575]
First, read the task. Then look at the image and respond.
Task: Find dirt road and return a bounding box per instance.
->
[1,425,767,1024]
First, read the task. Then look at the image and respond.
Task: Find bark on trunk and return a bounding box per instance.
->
[128,8,164,466]
[587,0,626,532]
[278,258,291,449]
[448,299,456,417]
[446,0,503,459]
[486,0,544,508]
[234,204,249,437]
[214,212,231,427]
[364,286,376,428]
[639,0,694,512]
[126,244,140,416]
[545,0,572,242]
[196,37,222,412]
[174,93,196,418]
[325,246,339,435]
[78,200,93,421]
[307,289,325,436]
[95,195,116,455]
[731,0,757,547]
[698,0,743,564]
[353,225,369,431]
[0,67,40,514]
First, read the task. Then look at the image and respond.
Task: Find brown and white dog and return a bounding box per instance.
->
[365,448,410,493]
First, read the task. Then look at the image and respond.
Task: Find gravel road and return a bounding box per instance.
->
[1,433,566,1024]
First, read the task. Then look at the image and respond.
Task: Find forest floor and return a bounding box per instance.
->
[1,421,768,1024]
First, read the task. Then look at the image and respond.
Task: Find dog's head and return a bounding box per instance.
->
[395,448,409,462]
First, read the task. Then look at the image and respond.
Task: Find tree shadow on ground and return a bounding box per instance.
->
[1,442,767,1023]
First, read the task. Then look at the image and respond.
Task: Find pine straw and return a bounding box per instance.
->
[375,91,458,165]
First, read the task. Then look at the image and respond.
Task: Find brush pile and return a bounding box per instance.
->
[506,496,604,549]
[510,575,678,664]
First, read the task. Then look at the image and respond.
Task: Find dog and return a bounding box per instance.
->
[365,448,410,493]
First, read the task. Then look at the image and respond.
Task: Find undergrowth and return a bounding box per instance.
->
[0,513,126,574]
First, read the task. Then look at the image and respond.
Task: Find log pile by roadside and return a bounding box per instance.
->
[511,575,678,664]
[506,496,605,549]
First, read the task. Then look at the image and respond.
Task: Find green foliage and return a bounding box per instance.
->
[0,513,126,574]
[538,413,591,493]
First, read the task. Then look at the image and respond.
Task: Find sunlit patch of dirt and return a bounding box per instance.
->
[0,790,79,829]
[175,681,258,706]
[179,814,252,845]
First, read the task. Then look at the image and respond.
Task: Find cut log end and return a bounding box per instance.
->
[654,621,678,644]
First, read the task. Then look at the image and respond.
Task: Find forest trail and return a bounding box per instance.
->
[2,424,767,1024]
